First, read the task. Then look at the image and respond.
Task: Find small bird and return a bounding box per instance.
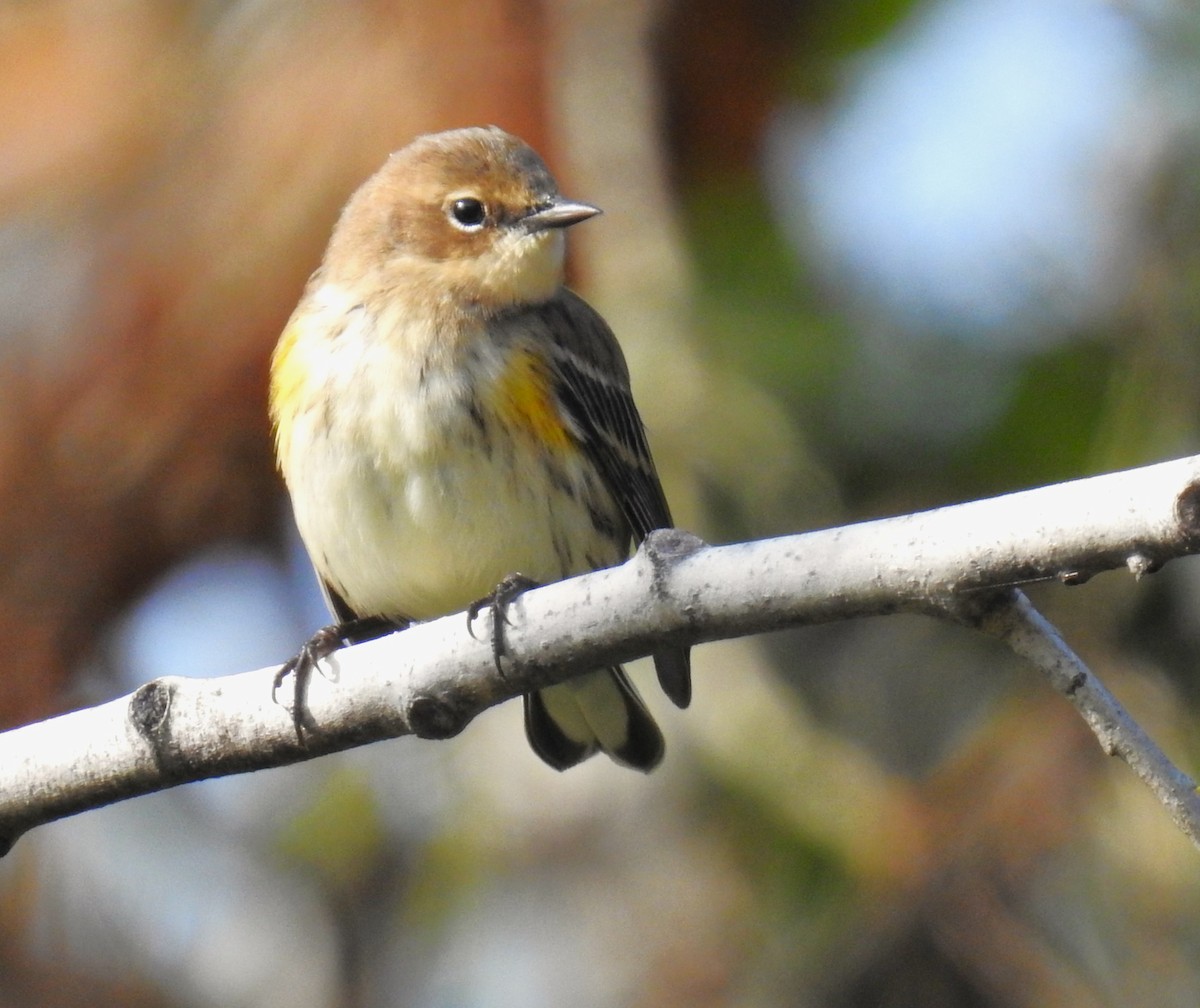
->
[269,125,690,771]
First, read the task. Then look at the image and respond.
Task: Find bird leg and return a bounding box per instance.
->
[467,573,541,675]
[273,615,407,740]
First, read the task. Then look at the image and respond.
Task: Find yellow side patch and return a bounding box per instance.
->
[269,320,313,458]
[269,323,300,419]
[492,348,572,452]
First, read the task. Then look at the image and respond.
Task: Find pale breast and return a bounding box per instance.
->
[279,304,626,621]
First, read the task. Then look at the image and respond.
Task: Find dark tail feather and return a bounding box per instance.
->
[524,690,595,770]
[524,667,664,772]
[653,646,691,708]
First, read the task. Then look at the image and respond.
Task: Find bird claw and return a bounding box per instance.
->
[467,573,540,674]
[274,615,408,741]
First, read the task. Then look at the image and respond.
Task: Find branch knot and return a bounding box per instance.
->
[129,679,174,739]
[407,694,469,740]
[1175,479,1200,544]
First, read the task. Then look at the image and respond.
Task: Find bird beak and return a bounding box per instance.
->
[523,199,602,232]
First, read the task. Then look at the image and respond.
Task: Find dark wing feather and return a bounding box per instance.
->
[535,290,673,540]
[517,290,692,708]
[322,579,358,622]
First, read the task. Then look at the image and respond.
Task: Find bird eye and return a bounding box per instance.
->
[449,197,487,229]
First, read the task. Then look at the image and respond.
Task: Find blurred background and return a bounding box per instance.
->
[1,0,1199,1004]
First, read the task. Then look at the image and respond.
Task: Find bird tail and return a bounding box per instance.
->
[653,646,692,709]
[524,667,664,772]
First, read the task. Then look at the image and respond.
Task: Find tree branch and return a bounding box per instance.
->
[942,587,1200,848]
[3,453,1200,853]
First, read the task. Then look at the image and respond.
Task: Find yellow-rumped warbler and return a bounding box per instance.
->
[269,126,690,771]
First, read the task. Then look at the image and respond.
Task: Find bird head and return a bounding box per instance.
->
[322,126,601,314]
